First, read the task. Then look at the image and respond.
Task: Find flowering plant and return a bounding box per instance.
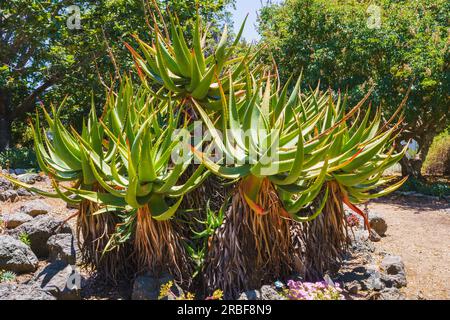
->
[158,281,195,300]
[285,280,344,300]
[346,213,360,228]
[206,289,224,300]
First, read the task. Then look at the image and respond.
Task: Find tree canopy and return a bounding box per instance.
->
[258,0,449,176]
[0,0,235,150]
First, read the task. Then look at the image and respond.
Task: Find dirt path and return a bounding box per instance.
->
[369,195,450,300]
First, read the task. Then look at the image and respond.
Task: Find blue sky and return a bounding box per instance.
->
[231,0,282,42]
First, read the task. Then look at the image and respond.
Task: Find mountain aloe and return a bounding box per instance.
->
[127,14,255,111]
[0,8,409,297]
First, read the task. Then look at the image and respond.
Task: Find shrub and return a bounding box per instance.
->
[0,148,38,170]
[400,177,450,198]
[423,130,450,176]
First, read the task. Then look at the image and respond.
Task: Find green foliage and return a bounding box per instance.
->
[258,0,449,167]
[400,177,450,198]
[187,201,226,277]
[0,148,38,170]
[1,8,408,285]
[423,129,450,176]
[0,0,236,148]
[0,270,17,283]
[18,232,31,246]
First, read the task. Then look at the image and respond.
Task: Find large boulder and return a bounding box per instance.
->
[132,273,182,300]
[369,215,388,237]
[0,212,32,229]
[8,215,72,258]
[47,233,78,265]
[0,283,56,300]
[19,199,51,217]
[31,261,81,300]
[0,235,38,273]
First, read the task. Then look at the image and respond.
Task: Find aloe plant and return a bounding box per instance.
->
[127,14,255,111]
[0,9,408,297]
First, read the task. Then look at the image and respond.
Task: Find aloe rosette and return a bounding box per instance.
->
[127,14,256,111]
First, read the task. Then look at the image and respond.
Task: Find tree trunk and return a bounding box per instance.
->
[0,89,12,152]
[0,117,12,152]
[399,131,435,180]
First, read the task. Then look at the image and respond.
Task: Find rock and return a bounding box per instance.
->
[0,283,56,300]
[31,261,81,300]
[369,216,388,236]
[238,290,261,300]
[19,199,51,217]
[417,291,426,300]
[380,255,405,276]
[381,273,407,289]
[380,255,407,288]
[0,177,13,191]
[17,173,41,185]
[8,215,72,258]
[0,235,38,273]
[132,273,182,300]
[260,285,285,300]
[16,188,32,197]
[47,234,78,265]
[0,190,18,202]
[351,230,375,252]
[345,281,361,295]
[12,169,27,175]
[0,212,32,229]
[374,288,406,300]
[367,274,384,291]
[369,229,381,242]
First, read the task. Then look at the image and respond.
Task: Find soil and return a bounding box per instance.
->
[369,194,450,300]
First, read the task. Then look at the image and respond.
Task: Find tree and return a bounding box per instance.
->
[258,0,449,178]
[0,0,235,151]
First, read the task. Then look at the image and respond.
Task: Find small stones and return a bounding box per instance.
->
[0,235,38,273]
[19,199,51,217]
[372,288,406,300]
[0,283,56,300]
[0,212,32,229]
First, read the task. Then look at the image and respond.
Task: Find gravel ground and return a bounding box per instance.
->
[369,194,450,300]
